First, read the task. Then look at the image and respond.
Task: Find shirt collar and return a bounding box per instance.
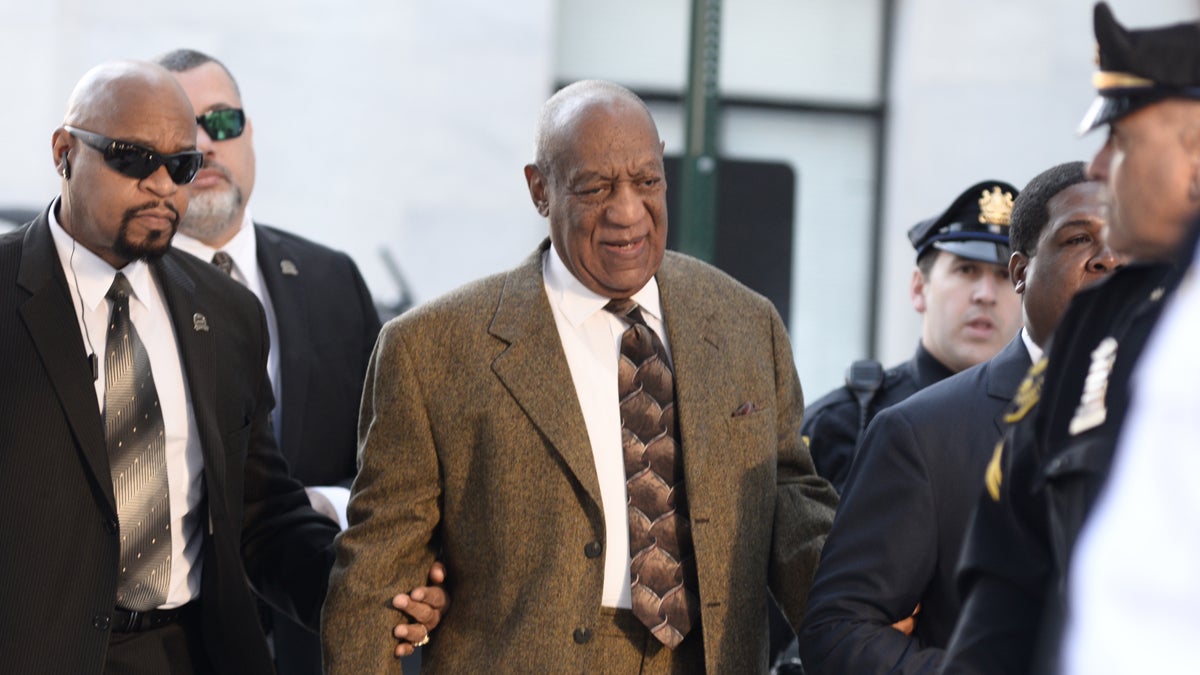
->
[1020,326,1043,364]
[48,197,154,310]
[544,242,662,326]
[172,209,256,278]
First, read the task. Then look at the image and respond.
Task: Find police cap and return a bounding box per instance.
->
[1078,2,1200,133]
[907,180,1018,265]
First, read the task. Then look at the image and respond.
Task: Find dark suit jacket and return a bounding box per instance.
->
[943,259,1185,675]
[322,240,839,674]
[800,336,1031,674]
[0,213,339,674]
[254,224,381,488]
[802,343,956,493]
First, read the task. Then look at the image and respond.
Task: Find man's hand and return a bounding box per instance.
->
[391,561,449,658]
[891,603,921,636]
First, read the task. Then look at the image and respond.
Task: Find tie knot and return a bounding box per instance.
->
[604,297,641,323]
[106,272,133,302]
[211,251,234,276]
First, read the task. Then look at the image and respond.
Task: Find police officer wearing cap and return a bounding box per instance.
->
[798,162,1118,675]
[800,181,1023,494]
[944,5,1200,674]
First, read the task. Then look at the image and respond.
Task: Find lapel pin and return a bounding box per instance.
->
[193,313,210,332]
[280,260,299,276]
[1068,336,1117,436]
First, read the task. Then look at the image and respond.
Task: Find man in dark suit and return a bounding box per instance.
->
[801,181,1024,493]
[944,6,1200,673]
[322,80,839,673]
[798,162,1119,674]
[0,60,342,674]
[151,48,386,675]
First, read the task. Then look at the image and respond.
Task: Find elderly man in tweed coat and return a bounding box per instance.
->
[322,80,838,674]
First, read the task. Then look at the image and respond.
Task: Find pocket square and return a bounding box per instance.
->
[732,401,761,417]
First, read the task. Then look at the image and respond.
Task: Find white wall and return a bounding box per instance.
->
[877,0,1199,366]
[0,0,556,311]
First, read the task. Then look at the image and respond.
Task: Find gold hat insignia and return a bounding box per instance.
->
[979,187,1015,227]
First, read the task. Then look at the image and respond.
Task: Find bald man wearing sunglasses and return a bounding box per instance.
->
[153,48,401,675]
[0,60,346,673]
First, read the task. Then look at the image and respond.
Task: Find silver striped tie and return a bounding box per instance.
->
[104,273,171,611]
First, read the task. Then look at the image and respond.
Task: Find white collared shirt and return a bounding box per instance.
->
[1062,251,1200,674]
[1020,326,1043,364]
[542,244,671,609]
[49,201,204,608]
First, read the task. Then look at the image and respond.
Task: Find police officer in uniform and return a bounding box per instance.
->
[801,181,1024,493]
[798,162,1117,675]
[944,5,1200,674]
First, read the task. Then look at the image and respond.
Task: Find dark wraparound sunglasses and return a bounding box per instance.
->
[64,125,203,185]
[197,108,246,141]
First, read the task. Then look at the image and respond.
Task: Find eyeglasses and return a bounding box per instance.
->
[196,108,246,141]
[64,125,203,185]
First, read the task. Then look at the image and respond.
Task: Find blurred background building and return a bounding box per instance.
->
[1,0,1193,395]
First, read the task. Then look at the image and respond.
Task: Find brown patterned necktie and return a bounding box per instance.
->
[104,273,171,611]
[211,251,234,276]
[605,298,700,649]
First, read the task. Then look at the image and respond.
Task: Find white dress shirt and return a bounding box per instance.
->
[1063,250,1200,674]
[542,244,671,609]
[49,202,204,608]
[1020,325,1043,365]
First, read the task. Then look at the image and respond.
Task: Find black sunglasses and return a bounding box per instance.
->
[64,125,203,185]
[196,108,246,141]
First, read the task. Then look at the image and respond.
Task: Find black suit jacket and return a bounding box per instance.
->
[802,343,956,493]
[0,213,339,674]
[254,224,381,488]
[943,259,1185,675]
[800,336,1031,675]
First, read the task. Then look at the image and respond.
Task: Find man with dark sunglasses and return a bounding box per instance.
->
[151,49,443,674]
[0,60,344,673]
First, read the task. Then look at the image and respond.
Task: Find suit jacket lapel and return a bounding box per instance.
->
[988,334,1034,435]
[254,224,309,448]
[153,253,227,518]
[17,214,115,513]
[488,242,601,509]
[655,255,722,492]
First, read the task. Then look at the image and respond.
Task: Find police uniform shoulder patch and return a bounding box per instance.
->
[1004,356,1047,424]
[985,439,1005,502]
[1068,336,1118,436]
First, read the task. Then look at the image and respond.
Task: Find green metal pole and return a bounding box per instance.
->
[678,0,721,263]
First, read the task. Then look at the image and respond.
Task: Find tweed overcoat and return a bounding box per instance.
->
[322,240,838,673]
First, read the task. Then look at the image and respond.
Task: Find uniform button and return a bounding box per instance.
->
[573,627,592,644]
[584,541,602,558]
[104,518,119,534]
[92,614,111,631]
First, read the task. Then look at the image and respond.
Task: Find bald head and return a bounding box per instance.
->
[63,61,196,137]
[533,80,659,184]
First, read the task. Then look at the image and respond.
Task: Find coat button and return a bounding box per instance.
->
[584,541,602,558]
[103,518,118,534]
[92,614,111,631]
[573,627,592,644]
